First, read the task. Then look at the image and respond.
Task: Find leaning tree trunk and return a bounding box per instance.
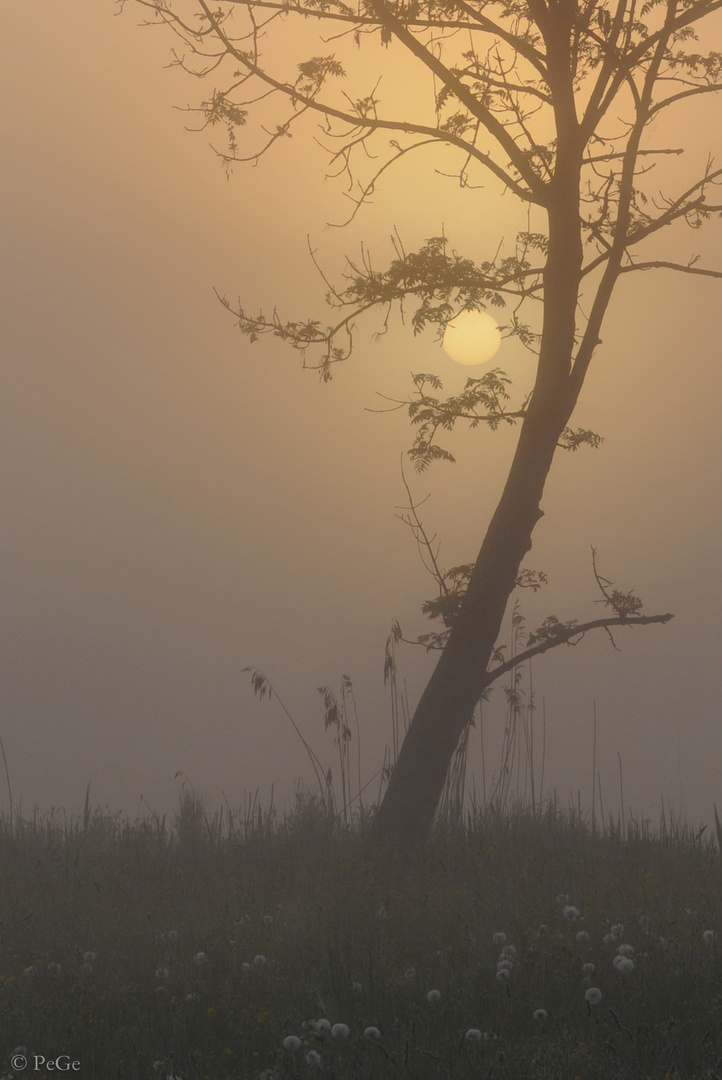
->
[372,143,586,844]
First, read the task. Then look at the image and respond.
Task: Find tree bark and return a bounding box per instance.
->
[371,381,578,844]
[372,67,586,843]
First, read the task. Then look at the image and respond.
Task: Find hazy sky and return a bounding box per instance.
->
[1,1,721,828]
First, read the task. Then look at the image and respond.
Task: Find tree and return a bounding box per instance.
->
[126,0,722,844]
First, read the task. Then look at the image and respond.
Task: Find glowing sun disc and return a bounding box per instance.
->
[442,310,501,366]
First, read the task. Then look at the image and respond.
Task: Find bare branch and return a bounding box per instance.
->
[618,260,722,279]
[485,611,674,687]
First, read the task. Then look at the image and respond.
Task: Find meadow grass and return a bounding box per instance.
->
[0,792,721,1080]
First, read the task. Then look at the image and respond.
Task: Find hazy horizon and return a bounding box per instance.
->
[1,2,721,829]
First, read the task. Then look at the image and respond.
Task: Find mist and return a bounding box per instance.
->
[1,1,721,829]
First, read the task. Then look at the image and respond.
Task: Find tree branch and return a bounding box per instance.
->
[193,0,542,203]
[618,260,722,279]
[484,611,674,687]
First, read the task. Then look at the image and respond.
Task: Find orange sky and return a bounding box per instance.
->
[1,1,721,827]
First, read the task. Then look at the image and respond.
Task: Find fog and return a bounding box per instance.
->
[1,2,721,828]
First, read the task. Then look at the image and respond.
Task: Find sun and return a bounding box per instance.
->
[442,310,502,366]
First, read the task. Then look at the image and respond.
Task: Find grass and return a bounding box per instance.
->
[0,792,721,1080]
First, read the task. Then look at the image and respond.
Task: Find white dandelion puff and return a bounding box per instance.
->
[465,1029,483,1042]
[426,989,441,1002]
[193,952,208,967]
[533,1009,548,1021]
[283,1036,301,1052]
[585,987,602,1005]
[331,1023,350,1039]
[703,930,715,944]
[364,1027,381,1039]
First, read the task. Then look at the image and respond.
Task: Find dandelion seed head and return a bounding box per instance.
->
[331,1023,350,1039]
[492,932,507,945]
[283,1036,302,1052]
[533,1009,548,1021]
[193,952,208,967]
[313,1019,331,1035]
[585,987,602,1006]
[614,956,634,973]
[253,954,268,967]
[703,930,715,944]
[305,1050,321,1066]
[563,905,581,920]
[465,1029,483,1042]
[617,944,634,957]
[582,962,595,976]
[576,931,590,945]
[496,967,510,981]
[426,989,441,1002]
[499,944,517,960]
[364,1026,381,1039]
